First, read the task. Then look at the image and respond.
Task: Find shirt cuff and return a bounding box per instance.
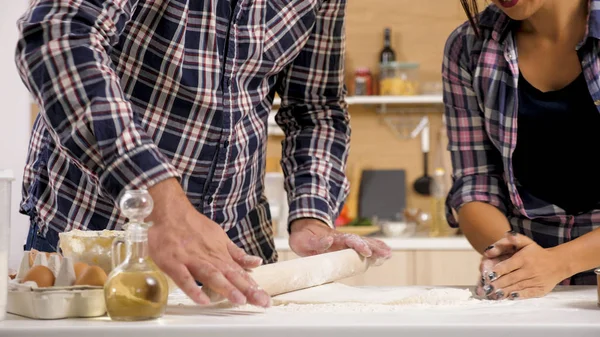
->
[445,175,508,228]
[99,144,180,203]
[287,195,335,232]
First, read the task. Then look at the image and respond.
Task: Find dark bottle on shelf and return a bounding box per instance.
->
[379,28,396,64]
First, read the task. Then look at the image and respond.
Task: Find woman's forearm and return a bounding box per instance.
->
[553,228,600,277]
[458,202,512,254]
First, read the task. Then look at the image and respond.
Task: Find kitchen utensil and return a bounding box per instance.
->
[0,169,13,321]
[358,169,406,221]
[203,249,372,302]
[413,123,432,196]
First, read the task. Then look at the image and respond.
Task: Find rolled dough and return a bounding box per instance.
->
[271,283,475,306]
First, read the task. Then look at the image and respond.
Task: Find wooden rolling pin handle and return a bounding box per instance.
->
[203,249,371,303]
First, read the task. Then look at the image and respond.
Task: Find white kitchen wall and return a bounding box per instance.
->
[0,3,32,270]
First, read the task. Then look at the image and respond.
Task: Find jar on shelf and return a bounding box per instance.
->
[379,62,420,96]
[353,67,373,96]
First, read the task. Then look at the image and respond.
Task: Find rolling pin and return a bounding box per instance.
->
[204,249,372,302]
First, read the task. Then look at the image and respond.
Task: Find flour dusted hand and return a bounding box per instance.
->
[480,231,568,300]
[145,179,270,307]
[289,219,392,265]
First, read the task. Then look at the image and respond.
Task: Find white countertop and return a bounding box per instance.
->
[2,286,599,337]
[274,235,473,251]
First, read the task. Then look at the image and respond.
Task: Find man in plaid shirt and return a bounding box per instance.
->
[15,0,391,307]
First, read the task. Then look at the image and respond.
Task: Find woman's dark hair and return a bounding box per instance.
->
[460,0,481,35]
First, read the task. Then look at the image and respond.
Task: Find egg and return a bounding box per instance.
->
[74,265,107,286]
[73,262,89,280]
[22,265,55,287]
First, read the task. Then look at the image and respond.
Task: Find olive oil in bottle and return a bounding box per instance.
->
[104,190,169,321]
[429,168,450,237]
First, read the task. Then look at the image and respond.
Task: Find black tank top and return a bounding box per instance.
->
[512,72,600,215]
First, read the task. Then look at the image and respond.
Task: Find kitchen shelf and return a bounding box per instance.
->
[268,95,443,136]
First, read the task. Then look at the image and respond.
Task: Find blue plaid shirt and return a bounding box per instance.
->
[16,0,350,263]
[443,1,600,284]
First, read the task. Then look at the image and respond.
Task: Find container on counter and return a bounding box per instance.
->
[104,189,169,321]
[379,62,420,96]
[59,229,125,275]
[429,168,451,237]
[7,250,107,319]
[0,169,14,321]
[381,219,417,238]
[58,228,176,292]
[353,67,373,96]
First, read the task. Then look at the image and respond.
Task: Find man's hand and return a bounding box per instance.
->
[145,179,271,307]
[288,219,392,265]
[479,231,569,300]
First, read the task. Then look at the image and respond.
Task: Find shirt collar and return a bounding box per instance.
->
[479,0,600,46]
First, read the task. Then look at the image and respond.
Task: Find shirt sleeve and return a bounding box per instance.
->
[442,25,510,228]
[15,0,180,203]
[275,0,350,230]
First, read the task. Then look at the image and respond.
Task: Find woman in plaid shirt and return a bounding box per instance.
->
[445,0,600,301]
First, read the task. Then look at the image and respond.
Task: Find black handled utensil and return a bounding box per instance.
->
[413,123,432,196]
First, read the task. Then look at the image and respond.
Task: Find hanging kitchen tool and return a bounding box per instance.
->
[413,120,432,196]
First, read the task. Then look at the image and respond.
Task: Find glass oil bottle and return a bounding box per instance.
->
[429,168,450,237]
[104,189,169,321]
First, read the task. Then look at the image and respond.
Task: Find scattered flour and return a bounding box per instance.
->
[168,284,516,314]
[270,284,475,306]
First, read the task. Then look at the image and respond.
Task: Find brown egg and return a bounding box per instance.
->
[22,265,55,287]
[74,265,107,286]
[73,262,89,280]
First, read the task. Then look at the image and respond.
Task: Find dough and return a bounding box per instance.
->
[271,283,475,306]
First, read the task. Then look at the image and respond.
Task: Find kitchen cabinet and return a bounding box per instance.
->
[414,250,481,286]
[275,236,481,287]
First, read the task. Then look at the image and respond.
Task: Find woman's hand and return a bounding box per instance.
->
[475,235,519,297]
[480,231,570,300]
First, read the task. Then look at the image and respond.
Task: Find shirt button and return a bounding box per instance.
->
[206,196,214,205]
[594,100,600,106]
[223,140,229,148]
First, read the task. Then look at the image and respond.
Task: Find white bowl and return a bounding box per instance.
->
[381,221,416,237]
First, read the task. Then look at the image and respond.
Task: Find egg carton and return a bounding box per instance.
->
[7,251,106,319]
